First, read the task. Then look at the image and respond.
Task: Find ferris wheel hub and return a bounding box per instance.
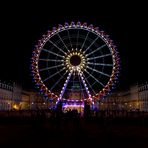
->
[70,55,81,66]
[64,49,86,73]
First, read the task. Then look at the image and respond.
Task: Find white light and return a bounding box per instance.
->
[63,104,84,108]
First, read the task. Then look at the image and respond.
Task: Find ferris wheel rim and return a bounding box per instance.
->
[31,21,120,102]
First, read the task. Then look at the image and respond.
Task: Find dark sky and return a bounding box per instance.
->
[0,1,147,91]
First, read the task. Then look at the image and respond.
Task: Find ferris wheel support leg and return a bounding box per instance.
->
[79,72,94,106]
[56,71,73,104]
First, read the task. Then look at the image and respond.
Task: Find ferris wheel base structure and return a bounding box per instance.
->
[31,21,120,111]
[56,98,93,113]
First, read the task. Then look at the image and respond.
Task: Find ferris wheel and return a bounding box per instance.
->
[31,21,120,108]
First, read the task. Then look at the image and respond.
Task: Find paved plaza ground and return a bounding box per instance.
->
[0,116,148,148]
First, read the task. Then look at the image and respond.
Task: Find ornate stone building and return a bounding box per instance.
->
[0,80,148,111]
[138,82,148,111]
[98,82,148,111]
[21,90,51,110]
[0,81,22,110]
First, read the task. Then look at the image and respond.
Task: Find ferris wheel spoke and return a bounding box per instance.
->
[76,30,79,49]
[92,81,97,87]
[57,33,69,52]
[39,59,63,62]
[43,67,65,82]
[86,44,106,57]
[88,62,113,67]
[87,66,110,77]
[59,71,73,100]
[80,31,89,51]
[39,64,64,72]
[78,73,85,99]
[83,36,99,53]
[85,69,105,87]
[82,73,96,95]
[87,53,112,60]
[42,48,64,58]
[48,40,66,55]
[50,71,68,91]
[79,72,92,99]
[67,29,73,48]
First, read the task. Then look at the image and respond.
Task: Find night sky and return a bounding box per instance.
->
[0,1,147,91]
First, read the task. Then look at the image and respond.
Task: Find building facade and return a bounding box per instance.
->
[0,80,148,111]
[0,81,22,110]
[138,82,148,111]
[98,82,148,112]
[21,90,51,110]
[98,90,131,111]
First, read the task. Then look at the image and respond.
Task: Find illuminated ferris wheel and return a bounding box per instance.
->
[31,21,120,108]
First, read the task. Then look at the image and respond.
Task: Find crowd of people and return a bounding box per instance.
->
[0,104,148,122]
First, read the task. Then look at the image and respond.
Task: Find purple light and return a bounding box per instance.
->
[63,104,84,108]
